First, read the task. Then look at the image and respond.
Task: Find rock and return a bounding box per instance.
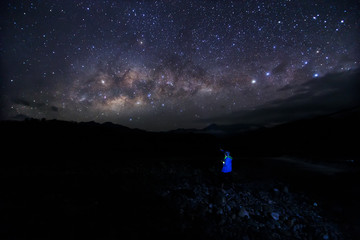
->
[200,207,207,216]
[226,204,231,211]
[161,190,170,197]
[239,207,250,219]
[271,212,280,221]
[293,224,304,232]
[242,235,250,240]
[288,218,296,227]
[219,216,226,225]
[214,192,226,206]
[228,200,236,208]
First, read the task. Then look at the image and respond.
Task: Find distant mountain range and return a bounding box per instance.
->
[172,105,360,136]
[169,123,264,135]
[1,105,359,160]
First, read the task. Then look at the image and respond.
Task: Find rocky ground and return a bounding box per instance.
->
[2,119,359,239]
[1,157,358,239]
[132,161,347,240]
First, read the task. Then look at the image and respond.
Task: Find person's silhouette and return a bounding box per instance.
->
[221,150,232,173]
[219,150,233,189]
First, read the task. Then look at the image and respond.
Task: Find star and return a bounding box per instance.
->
[2,0,359,131]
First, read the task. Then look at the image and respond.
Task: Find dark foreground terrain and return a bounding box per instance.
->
[1,111,360,239]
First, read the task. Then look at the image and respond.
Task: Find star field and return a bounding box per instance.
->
[1,0,359,130]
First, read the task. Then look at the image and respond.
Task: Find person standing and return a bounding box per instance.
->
[221,150,232,173]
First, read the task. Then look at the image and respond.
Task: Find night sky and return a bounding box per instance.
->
[1,0,359,131]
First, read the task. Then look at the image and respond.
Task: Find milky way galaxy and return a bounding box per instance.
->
[1,0,359,130]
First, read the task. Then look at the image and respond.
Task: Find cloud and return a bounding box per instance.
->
[12,114,30,120]
[12,98,46,108]
[272,61,288,75]
[12,98,30,106]
[11,98,60,114]
[200,68,360,126]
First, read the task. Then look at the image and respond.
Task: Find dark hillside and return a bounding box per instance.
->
[1,116,359,239]
[224,106,360,159]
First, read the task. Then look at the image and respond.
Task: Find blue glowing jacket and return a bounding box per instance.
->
[221,155,232,173]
